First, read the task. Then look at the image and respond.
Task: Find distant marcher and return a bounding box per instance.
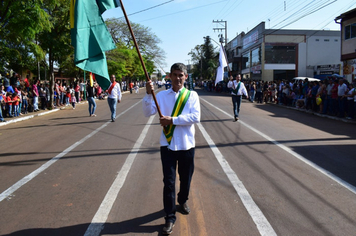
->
[227,74,249,121]
[129,81,134,94]
[107,75,122,122]
[86,81,97,117]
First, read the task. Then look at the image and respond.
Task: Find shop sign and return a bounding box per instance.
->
[343,60,356,75]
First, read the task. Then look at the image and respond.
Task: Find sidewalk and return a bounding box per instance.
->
[269,102,356,124]
[0,103,85,127]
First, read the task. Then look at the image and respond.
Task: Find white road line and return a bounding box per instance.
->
[197,122,277,236]
[0,101,141,202]
[84,115,155,236]
[201,97,356,196]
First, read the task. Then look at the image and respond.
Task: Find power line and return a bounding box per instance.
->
[136,0,227,22]
[126,0,175,17]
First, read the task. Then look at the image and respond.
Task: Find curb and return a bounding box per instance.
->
[271,103,356,124]
[0,109,60,127]
[0,90,138,127]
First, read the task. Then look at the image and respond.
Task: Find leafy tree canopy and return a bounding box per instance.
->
[0,0,54,73]
[105,17,165,73]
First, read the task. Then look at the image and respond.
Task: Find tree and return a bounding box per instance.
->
[105,18,165,74]
[37,0,72,108]
[188,36,218,81]
[0,0,53,73]
[188,45,204,80]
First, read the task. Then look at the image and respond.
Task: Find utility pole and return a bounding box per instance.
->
[185,59,191,73]
[213,20,227,45]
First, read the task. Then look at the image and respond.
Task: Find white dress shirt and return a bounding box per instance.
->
[108,83,122,100]
[227,80,248,96]
[337,83,348,97]
[142,88,200,151]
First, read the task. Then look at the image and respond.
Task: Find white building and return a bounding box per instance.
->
[226,22,341,81]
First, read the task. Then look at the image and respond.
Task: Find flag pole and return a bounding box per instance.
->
[119,0,164,118]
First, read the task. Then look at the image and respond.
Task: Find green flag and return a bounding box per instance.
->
[70,0,121,90]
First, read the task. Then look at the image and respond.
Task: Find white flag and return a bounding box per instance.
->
[215,44,228,85]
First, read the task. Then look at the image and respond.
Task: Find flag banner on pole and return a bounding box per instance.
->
[70,0,121,90]
[89,72,95,87]
[215,44,228,85]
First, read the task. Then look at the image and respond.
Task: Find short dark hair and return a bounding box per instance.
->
[170,63,187,75]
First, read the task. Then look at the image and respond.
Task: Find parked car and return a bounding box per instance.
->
[292,77,320,82]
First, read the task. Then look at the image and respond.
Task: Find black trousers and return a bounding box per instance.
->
[160,146,195,223]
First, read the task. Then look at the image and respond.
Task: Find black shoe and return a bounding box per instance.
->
[234,117,239,122]
[162,221,174,235]
[111,119,115,122]
[180,202,190,214]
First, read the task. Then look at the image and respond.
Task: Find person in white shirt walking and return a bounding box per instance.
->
[107,75,122,122]
[227,74,249,121]
[142,63,200,235]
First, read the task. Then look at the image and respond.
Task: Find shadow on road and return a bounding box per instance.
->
[2,210,165,236]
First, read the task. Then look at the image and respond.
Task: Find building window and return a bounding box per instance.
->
[335,39,338,42]
[251,47,261,67]
[265,45,296,64]
[316,39,320,41]
[242,52,250,69]
[345,23,356,40]
[324,39,329,42]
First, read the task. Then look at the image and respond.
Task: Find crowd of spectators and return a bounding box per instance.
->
[198,76,356,120]
[0,72,147,123]
[0,72,102,123]
[244,77,356,120]
[2,72,355,123]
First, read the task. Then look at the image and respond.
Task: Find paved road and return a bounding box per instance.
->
[0,87,355,236]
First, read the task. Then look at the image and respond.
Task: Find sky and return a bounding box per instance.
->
[102,0,356,74]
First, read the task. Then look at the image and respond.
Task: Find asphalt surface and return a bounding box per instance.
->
[1,87,355,236]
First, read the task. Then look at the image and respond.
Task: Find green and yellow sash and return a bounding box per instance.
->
[164,87,191,144]
[232,81,241,94]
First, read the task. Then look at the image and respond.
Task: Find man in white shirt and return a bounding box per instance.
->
[142,63,200,235]
[227,74,249,121]
[107,75,122,122]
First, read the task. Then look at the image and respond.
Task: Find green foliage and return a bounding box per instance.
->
[0,0,53,73]
[107,44,155,81]
[0,0,164,89]
[189,36,218,81]
[105,17,165,78]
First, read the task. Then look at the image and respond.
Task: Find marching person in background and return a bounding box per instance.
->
[107,74,122,122]
[227,74,249,121]
[86,81,97,117]
[142,63,201,235]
